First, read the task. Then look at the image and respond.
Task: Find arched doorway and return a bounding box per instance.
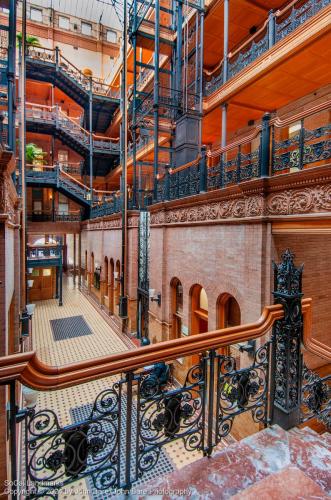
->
[84,250,87,281]
[217,293,241,356]
[89,252,94,291]
[103,256,109,307]
[109,258,114,315]
[217,293,241,329]
[170,278,183,340]
[190,285,208,366]
[115,260,120,314]
[190,284,208,335]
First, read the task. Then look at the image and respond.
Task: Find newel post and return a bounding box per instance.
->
[271,249,304,430]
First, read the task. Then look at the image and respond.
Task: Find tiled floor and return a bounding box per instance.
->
[33,277,128,366]
[26,277,204,499]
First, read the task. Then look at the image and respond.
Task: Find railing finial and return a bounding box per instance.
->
[273,248,303,297]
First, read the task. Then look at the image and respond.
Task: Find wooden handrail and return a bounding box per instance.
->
[270,99,331,128]
[169,154,202,175]
[0,304,285,390]
[207,127,262,158]
[302,298,331,362]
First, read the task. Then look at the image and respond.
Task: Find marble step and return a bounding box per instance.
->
[140,425,331,499]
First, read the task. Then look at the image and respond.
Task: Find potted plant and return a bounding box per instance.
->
[16,33,41,47]
[26,143,47,170]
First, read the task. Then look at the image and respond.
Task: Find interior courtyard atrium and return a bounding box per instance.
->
[0,0,330,497]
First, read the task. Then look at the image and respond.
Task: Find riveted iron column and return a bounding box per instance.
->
[223,0,229,83]
[271,249,304,430]
[137,211,150,339]
[153,0,160,202]
[8,0,17,153]
[260,113,271,177]
[268,10,275,48]
[89,78,93,201]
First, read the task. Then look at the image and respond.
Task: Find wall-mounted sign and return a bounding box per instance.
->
[181,324,189,336]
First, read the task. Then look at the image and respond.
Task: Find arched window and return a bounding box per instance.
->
[170,278,183,339]
[217,293,241,329]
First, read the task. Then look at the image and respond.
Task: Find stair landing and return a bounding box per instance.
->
[141,426,331,499]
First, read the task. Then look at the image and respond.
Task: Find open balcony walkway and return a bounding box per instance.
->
[27,277,205,499]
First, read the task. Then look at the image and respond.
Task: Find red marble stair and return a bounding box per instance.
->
[141,425,331,499]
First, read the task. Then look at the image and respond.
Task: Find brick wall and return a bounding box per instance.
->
[272,234,331,369]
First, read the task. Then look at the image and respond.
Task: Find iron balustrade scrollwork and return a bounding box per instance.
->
[7,249,329,495]
[168,163,201,200]
[214,342,271,445]
[90,196,122,218]
[272,122,331,173]
[275,0,330,42]
[228,32,269,80]
[24,381,122,498]
[136,360,206,479]
[300,365,331,428]
[204,67,224,96]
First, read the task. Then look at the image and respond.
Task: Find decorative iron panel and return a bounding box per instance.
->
[300,365,330,428]
[138,211,150,338]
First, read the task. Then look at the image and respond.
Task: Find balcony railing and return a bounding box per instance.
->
[25,103,120,154]
[26,163,115,206]
[26,46,120,99]
[26,243,62,260]
[1,251,330,496]
[27,210,82,222]
[204,0,330,96]
[149,100,330,205]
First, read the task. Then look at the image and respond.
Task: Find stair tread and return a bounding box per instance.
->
[141,425,331,499]
[230,466,329,500]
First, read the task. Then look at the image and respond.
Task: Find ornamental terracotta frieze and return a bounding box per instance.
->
[150,182,331,225]
[266,184,331,215]
[150,195,265,225]
[84,213,139,231]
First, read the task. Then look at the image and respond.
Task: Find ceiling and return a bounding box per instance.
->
[202,29,331,145]
[204,0,286,69]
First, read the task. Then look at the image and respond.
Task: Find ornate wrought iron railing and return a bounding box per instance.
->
[25,103,120,154]
[1,251,330,498]
[208,139,261,190]
[26,45,120,99]
[271,106,331,174]
[26,243,62,260]
[203,0,330,96]
[27,210,82,222]
[300,365,330,428]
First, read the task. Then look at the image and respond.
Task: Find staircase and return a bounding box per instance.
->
[25,104,120,176]
[26,46,120,133]
[144,426,331,499]
[26,167,91,211]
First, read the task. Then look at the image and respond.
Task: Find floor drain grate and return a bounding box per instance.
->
[50,315,93,341]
